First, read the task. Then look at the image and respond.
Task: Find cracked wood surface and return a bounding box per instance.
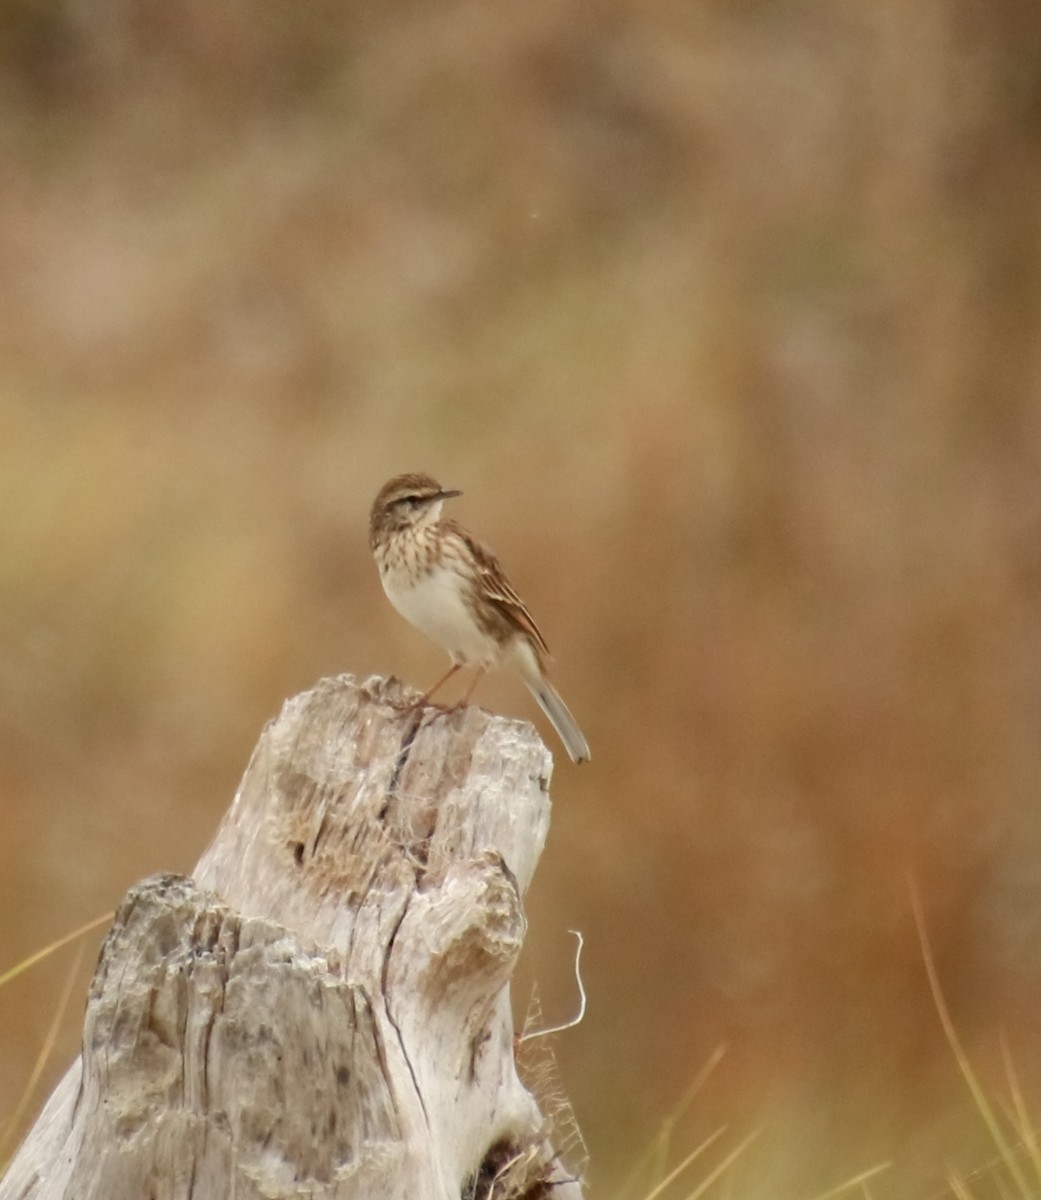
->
[0,674,583,1200]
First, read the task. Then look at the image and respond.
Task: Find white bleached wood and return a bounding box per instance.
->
[0,675,584,1200]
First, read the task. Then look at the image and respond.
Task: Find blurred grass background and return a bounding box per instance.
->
[2,1,1041,1196]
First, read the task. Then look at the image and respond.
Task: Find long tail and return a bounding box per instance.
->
[526,676,591,764]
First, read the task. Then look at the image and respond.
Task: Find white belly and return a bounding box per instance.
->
[380,559,499,667]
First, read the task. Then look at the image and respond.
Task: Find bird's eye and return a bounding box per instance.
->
[406,496,421,508]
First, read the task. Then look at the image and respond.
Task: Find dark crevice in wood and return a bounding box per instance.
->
[384,707,425,807]
[380,894,430,1127]
[312,806,333,857]
[464,1134,559,1200]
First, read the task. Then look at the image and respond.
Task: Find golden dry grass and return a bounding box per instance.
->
[3,3,1041,1195]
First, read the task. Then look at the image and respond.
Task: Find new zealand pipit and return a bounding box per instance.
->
[369,472,591,763]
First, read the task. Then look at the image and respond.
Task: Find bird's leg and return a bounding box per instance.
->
[416,662,462,707]
[458,666,487,707]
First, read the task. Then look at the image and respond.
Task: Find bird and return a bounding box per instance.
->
[369,472,591,763]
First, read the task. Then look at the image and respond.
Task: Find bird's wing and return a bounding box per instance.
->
[446,521,552,659]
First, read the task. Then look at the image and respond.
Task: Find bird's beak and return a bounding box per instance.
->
[439,488,462,500]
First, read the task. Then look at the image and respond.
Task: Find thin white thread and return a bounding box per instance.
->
[518,930,586,1044]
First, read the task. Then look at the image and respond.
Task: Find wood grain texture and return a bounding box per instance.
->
[1,675,583,1200]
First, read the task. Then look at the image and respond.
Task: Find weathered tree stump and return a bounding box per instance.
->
[1,675,583,1200]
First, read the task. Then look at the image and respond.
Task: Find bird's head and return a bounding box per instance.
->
[369,473,461,542]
